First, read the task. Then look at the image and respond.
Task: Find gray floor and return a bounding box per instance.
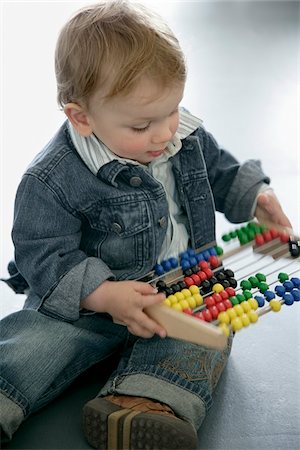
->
[2,1,300,449]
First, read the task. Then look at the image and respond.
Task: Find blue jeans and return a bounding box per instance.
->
[0,309,232,438]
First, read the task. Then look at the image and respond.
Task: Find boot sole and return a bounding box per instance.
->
[82,397,198,450]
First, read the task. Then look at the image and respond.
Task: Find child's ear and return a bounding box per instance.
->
[64,103,93,137]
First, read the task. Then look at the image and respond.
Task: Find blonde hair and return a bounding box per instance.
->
[55,0,186,109]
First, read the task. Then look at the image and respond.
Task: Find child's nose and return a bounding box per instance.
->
[151,120,173,145]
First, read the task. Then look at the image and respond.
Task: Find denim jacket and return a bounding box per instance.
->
[10,121,269,322]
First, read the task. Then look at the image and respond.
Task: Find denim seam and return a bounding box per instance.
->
[0,376,30,416]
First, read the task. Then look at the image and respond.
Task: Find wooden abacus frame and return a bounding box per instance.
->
[143,223,300,350]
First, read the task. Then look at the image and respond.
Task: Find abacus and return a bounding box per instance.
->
[142,222,300,350]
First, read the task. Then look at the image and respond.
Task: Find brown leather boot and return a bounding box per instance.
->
[83,394,198,450]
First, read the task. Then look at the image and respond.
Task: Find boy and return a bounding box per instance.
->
[0,1,291,449]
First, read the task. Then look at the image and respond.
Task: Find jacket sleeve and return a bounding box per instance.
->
[195,126,271,223]
[12,174,115,322]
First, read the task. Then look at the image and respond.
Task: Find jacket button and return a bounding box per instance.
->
[158,216,167,228]
[130,176,142,187]
[111,222,122,234]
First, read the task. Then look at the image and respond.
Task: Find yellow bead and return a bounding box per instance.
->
[193,293,203,306]
[248,298,259,310]
[227,308,237,320]
[179,299,190,310]
[212,283,224,293]
[181,288,192,298]
[172,302,183,312]
[167,295,178,305]
[233,304,244,317]
[241,301,251,313]
[241,313,250,327]
[231,317,243,331]
[219,323,230,337]
[163,298,171,307]
[218,311,230,324]
[174,292,185,302]
[270,299,282,312]
[189,285,199,295]
[187,297,197,309]
[247,310,258,323]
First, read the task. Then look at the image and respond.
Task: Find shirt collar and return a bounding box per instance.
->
[68,108,202,175]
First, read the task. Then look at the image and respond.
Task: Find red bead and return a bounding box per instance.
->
[262,230,272,242]
[209,255,220,268]
[223,299,233,310]
[219,290,229,300]
[191,274,201,285]
[280,232,289,243]
[216,302,226,312]
[225,287,236,297]
[203,268,213,279]
[255,234,265,246]
[184,276,194,287]
[212,293,222,303]
[202,309,213,322]
[198,261,209,270]
[204,296,215,307]
[270,228,279,239]
[197,271,207,282]
[194,311,205,321]
[183,308,193,315]
[208,305,219,320]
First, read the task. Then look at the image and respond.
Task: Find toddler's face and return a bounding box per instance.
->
[87,77,184,164]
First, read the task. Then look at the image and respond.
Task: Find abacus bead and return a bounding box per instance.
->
[279,232,289,243]
[161,260,172,271]
[270,228,279,239]
[291,277,300,288]
[291,289,300,301]
[241,314,250,327]
[194,311,204,320]
[209,305,219,320]
[220,290,229,300]
[224,269,235,278]
[239,233,249,245]
[275,285,286,297]
[165,287,173,296]
[201,280,211,293]
[255,234,265,246]
[215,246,223,255]
[193,293,203,306]
[225,287,236,297]
[256,273,266,282]
[167,295,178,305]
[184,277,194,287]
[209,256,220,268]
[163,298,171,307]
[156,280,167,289]
[247,310,259,323]
[175,292,185,302]
[264,290,275,301]
[258,282,269,294]
[278,272,289,283]
[203,250,211,261]
[231,317,243,332]
[223,299,233,310]
[248,276,259,288]
[221,280,231,289]
[219,323,231,337]
[283,281,294,292]
[209,247,217,256]
[222,233,231,242]
[248,298,259,310]
[202,309,213,322]
[181,288,192,298]
[172,303,183,312]
[227,308,237,320]
[183,308,193,315]
[254,295,265,307]
[197,271,207,282]
[218,311,230,324]
[241,301,251,313]
[212,293,222,303]
[170,283,180,293]
[236,294,246,303]
[240,280,252,290]
[169,257,178,268]
[189,257,198,267]
[205,296,216,307]
[154,264,164,276]
[228,278,238,288]
[198,261,209,270]
[212,283,224,293]
[216,272,226,282]
[189,285,200,295]
[229,296,239,306]
[203,268,214,279]
[233,304,244,316]
[283,293,294,305]
[243,290,253,300]
[179,299,190,310]
[216,302,226,313]
[181,260,191,270]
[191,274,201,285]
[178,281,187,290]
[187,297,197,309]
[180,251,189,260]
[269,299,282,312]
[262,230,272,242]
[209,276,219,287]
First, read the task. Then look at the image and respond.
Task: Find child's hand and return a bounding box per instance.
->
[255,189,292,229]
[81,280,167,339]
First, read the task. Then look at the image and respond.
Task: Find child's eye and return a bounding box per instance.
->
[131,123,150,133]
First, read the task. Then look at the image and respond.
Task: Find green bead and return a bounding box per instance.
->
[215,246,223,255]
[236,294,246,303]
[240,280,252,290]
[248,276,259,288]
[229,230,237,238]
[258,282,269,293]
[243,290,253,300]
[278,272,289,283]
[239,233,249,245]
[222,234,231,242]
[229,296,239,306]
[246,229,255,241]
[256,272,266,282]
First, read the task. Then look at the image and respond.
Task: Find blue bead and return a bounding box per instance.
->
[264,290,275,301]
[254,295,265,307]
[196,253,205,262]
[291,289,300,301]
[283,293,294,305]
[275,285,286,297]
[203,250,211,261]
[291,277,300,288]
[161,260,172,271]
[181,260,190,270]
[169,257,178,268]
[187,248,196,256]
[180,251,189,260]
[209,247,217,256]
[189,257,198,267]
[283,281,294,292]
[154,264,164,276]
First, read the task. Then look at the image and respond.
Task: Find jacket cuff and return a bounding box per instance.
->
[224,159,270,223]
[39,257,115,322]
